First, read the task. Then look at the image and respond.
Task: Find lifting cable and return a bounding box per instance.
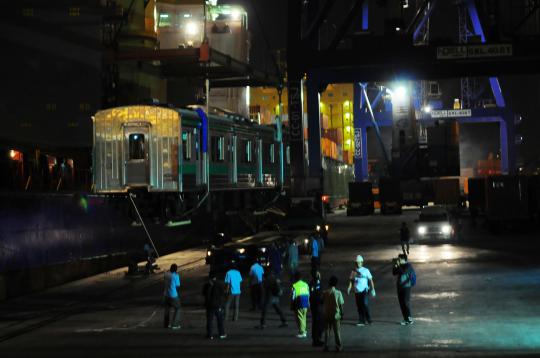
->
[129,193,160,258]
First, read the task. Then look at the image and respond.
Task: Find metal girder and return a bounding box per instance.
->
[303,0,336,41]
[406,0,432,35]
[328,0,365,51]
[514,1,540,33]
[306,38,540,82]
[109,47,280,88]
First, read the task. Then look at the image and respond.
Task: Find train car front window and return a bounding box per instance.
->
[128,134,145,160]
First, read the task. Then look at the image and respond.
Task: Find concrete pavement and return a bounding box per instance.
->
[1,210,540,357]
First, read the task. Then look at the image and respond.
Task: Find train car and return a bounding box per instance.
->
[92,105,287,227]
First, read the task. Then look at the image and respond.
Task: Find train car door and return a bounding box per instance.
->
[123,123,150,187]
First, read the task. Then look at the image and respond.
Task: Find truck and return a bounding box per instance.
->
[379,177,402,215]
[347,182,374,216]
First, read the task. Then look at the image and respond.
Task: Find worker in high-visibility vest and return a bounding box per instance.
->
[291,272,310,338]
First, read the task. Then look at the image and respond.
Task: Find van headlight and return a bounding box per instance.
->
[207,250,212,257]
[441,225,452,235]
[418,226,427,235]
[316,225,321,231]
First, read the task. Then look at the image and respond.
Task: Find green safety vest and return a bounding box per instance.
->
[293,280,309,297]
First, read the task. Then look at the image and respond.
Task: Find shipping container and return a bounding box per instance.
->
[347,182,374,216]
[528,176,540,221]
[467,177,486,218]
[432,178,460,207]
[485,176,529,223]
[379,177,402,214]
[401,179,429,207]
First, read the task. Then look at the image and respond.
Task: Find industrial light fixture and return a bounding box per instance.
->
[231,8,241,20]
[185,21,199,35]
[422,105,432,113]
[389,85,408,102]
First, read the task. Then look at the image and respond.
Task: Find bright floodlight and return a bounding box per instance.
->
[185,21,199,36]
[393,85,408,101]
[231,8,241,20]
[423,105,432,113]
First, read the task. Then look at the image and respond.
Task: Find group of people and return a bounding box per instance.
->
[162,233,417,352]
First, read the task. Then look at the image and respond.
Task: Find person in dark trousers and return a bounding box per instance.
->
[310,232,321,278]
[202,272,227,339]
[163,264,181,329]
[400,222,410,255]
[322,275,344,352]
[310,270,324,347]
[392,254,415,325]
[249,260,264,310]
[257,267,288,329]
[347,255,375,326]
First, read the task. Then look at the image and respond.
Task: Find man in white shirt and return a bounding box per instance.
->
[347,255,375,326]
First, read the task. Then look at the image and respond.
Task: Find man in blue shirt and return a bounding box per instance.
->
[163,264,181,329]
[249,260,264,310]
[310,232,322,278]
[224,264,243,321]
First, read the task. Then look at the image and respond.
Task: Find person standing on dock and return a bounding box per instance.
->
[249,259,264,310]
[225,263,243,321]
[163,264,181,329]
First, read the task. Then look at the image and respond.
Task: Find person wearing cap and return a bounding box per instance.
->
[347,255,375,326]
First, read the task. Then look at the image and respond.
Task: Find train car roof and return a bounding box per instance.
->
[176,108,275,134]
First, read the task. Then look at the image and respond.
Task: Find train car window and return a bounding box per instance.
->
[212,136,225,162]
[182,131,192,160]
[128,134,145,160]
[242,139,252,163]
[269,143,275,164]
[286,145,291,165]
[193,128,200,160]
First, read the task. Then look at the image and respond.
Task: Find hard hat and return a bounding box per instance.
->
[356,255,364,263]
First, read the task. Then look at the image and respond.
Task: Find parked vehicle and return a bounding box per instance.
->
[347,182,374,216]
